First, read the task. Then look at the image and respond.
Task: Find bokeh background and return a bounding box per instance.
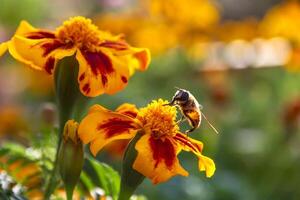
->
[1,0,300,199]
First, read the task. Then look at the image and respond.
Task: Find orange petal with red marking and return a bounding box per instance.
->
[14,20,54,38]
[78,104,139,156]
[7,21,75,73]
[174,133,203,154]
[133,134,188,184]
[100,40,150,73]
[76,49,131,97]
[8,36,75,73]
[174,133,215,178]
[116,103,139,118]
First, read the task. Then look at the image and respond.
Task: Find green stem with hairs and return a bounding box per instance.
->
[44,56,86,199]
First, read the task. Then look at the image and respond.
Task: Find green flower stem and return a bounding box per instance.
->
[44,56,88,199]
[119,132,145,200]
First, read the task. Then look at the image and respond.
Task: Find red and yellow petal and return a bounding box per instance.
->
[100,41,150,74]
[76,49,131,96]
[174,133,215,178]
[14,20,36,35]
[133,134,188,184]
[88,103,138,118]
[78,104,139,156]
[174,133,203,154]
[116,103,139,118]
[0,42,8,57]
[88,104,110,114]
[7,21,75,74]
[8,35,75,73]
[15,20,56,40]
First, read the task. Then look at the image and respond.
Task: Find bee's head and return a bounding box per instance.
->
[173,89,189,103]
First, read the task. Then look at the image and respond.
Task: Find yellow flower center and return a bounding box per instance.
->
[138,99,179,138]
[56,16,102,51]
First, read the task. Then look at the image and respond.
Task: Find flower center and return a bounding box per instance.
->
[56,16,102,51]
[138,99,179,138]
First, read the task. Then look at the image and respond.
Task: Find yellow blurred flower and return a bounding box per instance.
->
[131,22,179,55]
[95,0,219,56]
[0,16,150,97]
[260,0,300,46]
[96,14,179,56]
[285,47,300,71]
[148,0,219,29]
[78,99,215,184]
[215,18,260,42]
[0,106,28,141]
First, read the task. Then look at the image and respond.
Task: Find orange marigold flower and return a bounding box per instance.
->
[78,99,215,184]
[0,16,150,97]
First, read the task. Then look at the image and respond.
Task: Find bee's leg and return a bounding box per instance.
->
[184,128,192,148]
[199,104,203,110]
[185,126,196,134]
[176,116,186,124]
[164,98,176,106]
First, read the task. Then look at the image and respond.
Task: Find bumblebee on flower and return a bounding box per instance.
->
[0,16,150,97]
[79,99,215,184]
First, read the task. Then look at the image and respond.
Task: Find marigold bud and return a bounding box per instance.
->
[58,120,84,200]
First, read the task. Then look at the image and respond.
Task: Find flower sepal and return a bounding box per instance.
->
[54,55,89,134]
[55,55,79,130]
[58,120,84,200]
[119,131,145,200]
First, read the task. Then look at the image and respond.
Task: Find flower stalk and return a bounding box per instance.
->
[44,55,86,199]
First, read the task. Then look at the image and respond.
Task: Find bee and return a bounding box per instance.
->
[165,88,219,134]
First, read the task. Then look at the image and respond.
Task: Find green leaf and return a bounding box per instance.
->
[2,143,26,155]
[0,142,43,199]
[79,171,94,193]
[82,157,121,200]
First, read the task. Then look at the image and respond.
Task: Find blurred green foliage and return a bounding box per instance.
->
[0,0,48,30]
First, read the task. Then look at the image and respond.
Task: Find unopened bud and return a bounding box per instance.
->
[58,120,84,200]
